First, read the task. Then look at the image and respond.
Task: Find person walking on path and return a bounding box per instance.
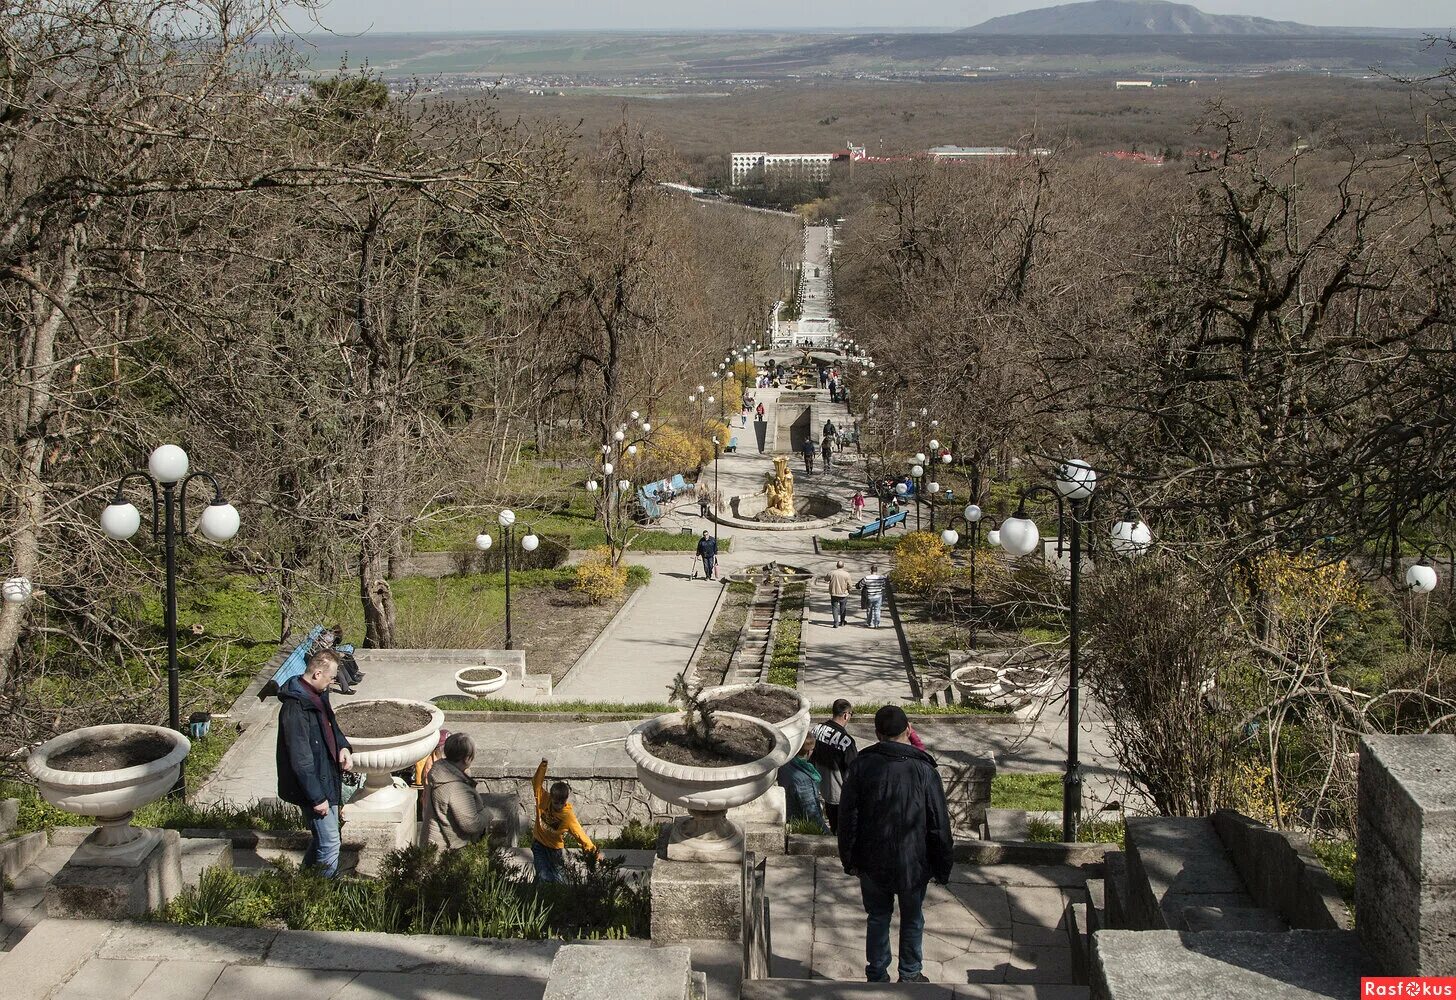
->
[755,401,766,422]
[531,758,598,882]
[857,565,888,628]
[276,650,353,877]
[824,560,854,627]
[778,734,827,829]
[811,700,858,832]
[838,705,953,984]
[851,490,867,521]
[426,733,518,850]
[821,434,834,470]
[802,436,816,474]
[696,530,718,580]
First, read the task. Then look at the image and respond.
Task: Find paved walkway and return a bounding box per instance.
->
[553,553,727,703]
[769,856,1084,985]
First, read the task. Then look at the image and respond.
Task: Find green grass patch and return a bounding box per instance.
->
[1312,838,1356,921]
[992,773,1063,811]
[1027,816,1126,846]
[766,582,807,687]
[596,820,662,851]
[787,817,830,836]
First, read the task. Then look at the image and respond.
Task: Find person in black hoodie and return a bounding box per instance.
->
[277,650,353,877]
[837,705,953,984]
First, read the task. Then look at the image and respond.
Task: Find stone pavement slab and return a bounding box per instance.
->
[53,958,157,1000]
[133,960,227,1000]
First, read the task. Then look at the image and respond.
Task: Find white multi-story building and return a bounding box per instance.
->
[730,152,835,187]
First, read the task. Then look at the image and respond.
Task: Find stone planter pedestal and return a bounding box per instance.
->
[339,698,444,874]
[26,724,190,918]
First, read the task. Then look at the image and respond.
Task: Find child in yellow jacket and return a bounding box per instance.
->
[532,758,598,882]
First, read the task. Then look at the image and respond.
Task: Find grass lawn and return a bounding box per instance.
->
[992,772,1063,811]
[415,493,729,555]
[1027,816,1126,846]
[766,581,807,687]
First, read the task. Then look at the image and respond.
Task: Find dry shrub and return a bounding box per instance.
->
[574,546,628,604]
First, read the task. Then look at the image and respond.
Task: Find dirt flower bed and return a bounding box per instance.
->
[49,732,175,772]
[335,701,433,739]
[711,686,799,723]
[644,718,775,767]
[458,667,505,682]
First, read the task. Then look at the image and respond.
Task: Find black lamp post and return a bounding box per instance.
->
[993,460,1098,842]
[943,502,984,648]
[476,511,540,651]
[100,445,241,743]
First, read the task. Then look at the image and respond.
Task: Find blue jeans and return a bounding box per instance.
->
[867,596,883,627]
[532,840,566,883]
[831,596,848,626]
[702,555,715,578]
[860,876,927,982]
[303,804,341,877]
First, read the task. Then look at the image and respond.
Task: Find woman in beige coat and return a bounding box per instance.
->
[425,733,518,850]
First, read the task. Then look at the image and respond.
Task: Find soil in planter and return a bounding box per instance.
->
[711,687,800,724]
[645,718,776,767]
[49,732,175,772]
[335,701,433,739]
[458,667,505,682]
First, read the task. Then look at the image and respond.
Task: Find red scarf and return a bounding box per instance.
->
[302,684,340,766]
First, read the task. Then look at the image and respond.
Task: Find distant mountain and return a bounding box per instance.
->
[961,0,1421,37]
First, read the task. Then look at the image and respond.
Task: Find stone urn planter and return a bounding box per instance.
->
[27,724,190,865]
[626,711,791,861]
[950,663,1002,703]
[997,665,1056,702]
[455,665,509,698]
[333,698,444,812]
[701,682,811,754]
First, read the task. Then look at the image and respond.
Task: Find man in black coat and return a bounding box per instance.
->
[837,705,953,984]
[277,650,353,876]
[696,530,718,580]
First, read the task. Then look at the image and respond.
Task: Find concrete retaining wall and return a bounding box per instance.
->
[1211,809,1350,930]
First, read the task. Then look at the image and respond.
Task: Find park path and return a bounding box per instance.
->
[553,552,727,704]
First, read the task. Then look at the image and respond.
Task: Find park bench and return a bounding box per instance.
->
[635,490,664,523]
[847,510,908,539]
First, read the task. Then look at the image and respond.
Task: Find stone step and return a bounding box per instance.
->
[178,837,233,888]
[1123,817,1263,931]
[741,981,1091,999]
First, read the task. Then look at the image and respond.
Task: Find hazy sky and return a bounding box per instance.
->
[306,1,1450,33]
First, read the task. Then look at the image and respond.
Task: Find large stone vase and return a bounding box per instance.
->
[27,724,190,865]
[626,712,790,862]
[341,698,445,813]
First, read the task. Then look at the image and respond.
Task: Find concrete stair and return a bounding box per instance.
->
[1121,817,1285,932]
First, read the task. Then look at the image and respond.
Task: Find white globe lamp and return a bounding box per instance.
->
[475,533,492,551]
[941,529,959,547]
[198,501,240,542]
[498,509,516,529]
[1054,459,1098,502]
[521,533,540,552]
[101,501,143,541]
[1407,561,1438,594]
[964,504,983,522]
[987,529,1001,546]
[3,577,33,605]
[147,444,189,485]
[998,514,1041,557]
[1110,519,1153,557]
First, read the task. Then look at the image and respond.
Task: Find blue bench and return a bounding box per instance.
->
[670,474,691,493]
[724,437,738,454]
[636,490,664,522]
[847,510,908,539]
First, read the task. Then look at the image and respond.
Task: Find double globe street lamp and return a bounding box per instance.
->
[475,510,540,651]
[100,445,240,743]
[990,459,1151,841]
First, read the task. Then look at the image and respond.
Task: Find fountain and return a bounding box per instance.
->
[763,455,796,518]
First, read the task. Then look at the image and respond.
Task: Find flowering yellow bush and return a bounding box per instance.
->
[1252,550,1366,626]
[891,532,953,594]
[574,546,627,604]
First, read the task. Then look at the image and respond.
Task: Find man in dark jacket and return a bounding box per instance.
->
[837,705,953,984]
[696,530,718,580]
[810,699,857,831]
[801,436,816,474]
[277,650,353,876]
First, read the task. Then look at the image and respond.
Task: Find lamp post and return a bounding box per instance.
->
[100,445,240,745]
[713,437,721,547]
[993,459,1103,842]
[476,510,540,650]
[943,502,984,647]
